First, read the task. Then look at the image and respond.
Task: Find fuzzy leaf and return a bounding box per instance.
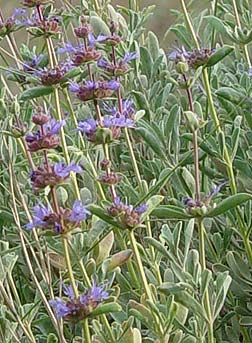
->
[19,86,53,101]
[206,193,252,217]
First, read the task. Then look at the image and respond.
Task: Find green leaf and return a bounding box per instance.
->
[206,193,252,217]
[206,45,234,67]
[216,87,244,104]
[19,86,54,101]
[90,16,110,35]
[152,205,192,220]
[107,250,132,272]
[90,303,122,317]
[136,126,167,159]
[160,290,208,321]
[148,31,160,61]
[204,15,228,33]
[240,316,252,326]
[214,272,232,320]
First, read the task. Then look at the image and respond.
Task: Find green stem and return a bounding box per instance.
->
[62,237,79,297]
[128,230,164,337]
[83,319,91,343]
[198,219,214,343]
[128,230,153,300]
[231,0,252,70]
[124,128,142,189]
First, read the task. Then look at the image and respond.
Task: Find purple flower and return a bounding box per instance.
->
[69,200,90,222]
[78,119,97,134]
[25,203,51,230]
[62,283,76,300]
[97,58,109,68]
[87,283,109,302]
[121,52,139,64]
[25,132,40,143]
[69,81,80,93]
[107,80,120,90]
[46,119,66,135]
[49,297,71,319]
[207,181,228,200]
[50,282,109,322]
[103,99,135,119]
[88,33,108,47]
[136,204,148,215]
[54,161,82,178]
[58,42,80,54]
[103,114,134,128]
[23,54,44,72]
[168,46,190,61]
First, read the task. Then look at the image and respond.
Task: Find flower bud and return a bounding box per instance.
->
[32,107,51,125]
[10,123,28,138]
[176,61,189,74]
[96,127,113,144]
[184,111,200,131]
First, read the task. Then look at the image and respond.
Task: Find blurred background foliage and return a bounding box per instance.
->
[1,0,205,46]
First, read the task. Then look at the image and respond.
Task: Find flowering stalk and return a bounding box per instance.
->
[36,5,81,201]
[110,40,165,301]
[62,89,106,200]
[179,0,252,265]
[9,164,67,343]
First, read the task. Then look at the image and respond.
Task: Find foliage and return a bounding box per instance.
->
[1,0,252,342]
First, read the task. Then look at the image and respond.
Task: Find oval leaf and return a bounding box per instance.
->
[206,193,252,217]
[206,45,234,67]
[19,86,53,101]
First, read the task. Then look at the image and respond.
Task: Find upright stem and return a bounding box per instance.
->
[128,230,153,300]
[183,74,200,202]
[198,219,214,343]
[128,230,164,337]
[231,0,252,71]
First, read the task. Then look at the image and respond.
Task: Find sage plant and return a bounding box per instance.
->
[1,0,252,342]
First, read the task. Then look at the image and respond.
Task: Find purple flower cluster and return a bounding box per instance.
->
[108,197,148,229]
[49,283,109,322]
[26,15,61,37]
[25,119,65,151]
[37,63,72,86]
[183,181,227,216]
[169,46,215,69]
[69,79,120,101]
[25,200,90,234]
[58,41,102,66]
[30,161,82,191]
[0,8,28,36]
[103,99,135,120]
[98,52,138,76]
[77,113,134,143]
